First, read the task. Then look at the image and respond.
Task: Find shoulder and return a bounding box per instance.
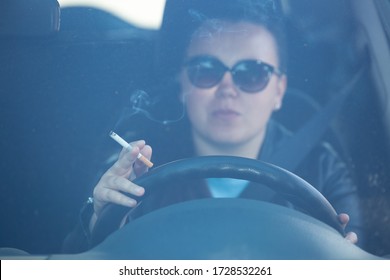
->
[297,140,357,195]
[264,119,355,192]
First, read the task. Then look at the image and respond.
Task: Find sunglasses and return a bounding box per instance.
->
[184,55,283,93]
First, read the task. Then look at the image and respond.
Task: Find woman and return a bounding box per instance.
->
[63,0,363,253]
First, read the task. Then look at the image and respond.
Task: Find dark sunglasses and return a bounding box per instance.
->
[184,55,283,93]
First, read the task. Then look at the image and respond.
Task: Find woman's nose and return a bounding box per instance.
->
[215,71,239,98]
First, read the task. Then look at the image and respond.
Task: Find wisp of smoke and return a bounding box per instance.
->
[112,89,186,131]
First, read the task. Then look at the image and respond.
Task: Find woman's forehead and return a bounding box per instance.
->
[187,21,279,65]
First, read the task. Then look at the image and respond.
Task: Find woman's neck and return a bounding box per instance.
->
[192,131,266,160]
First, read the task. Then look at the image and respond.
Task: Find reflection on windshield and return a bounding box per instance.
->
[0,0,389,259]
[58,0,166,29]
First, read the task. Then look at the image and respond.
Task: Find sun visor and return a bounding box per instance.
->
[0,0,60,37]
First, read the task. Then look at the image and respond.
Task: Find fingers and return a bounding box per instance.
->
[92,139,151,216]
[104,175,145,198]
[345,231,358,244]
[338,213,350,228]
[93,175,145,214]
[338,213,358,244]
[110,140,147,176]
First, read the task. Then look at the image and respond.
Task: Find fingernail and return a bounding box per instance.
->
[136,187,145,195]
[127,199,137,207]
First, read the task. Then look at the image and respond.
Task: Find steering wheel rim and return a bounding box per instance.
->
[91,156,344,246]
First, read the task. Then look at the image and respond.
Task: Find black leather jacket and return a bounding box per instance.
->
[62,119,365,253]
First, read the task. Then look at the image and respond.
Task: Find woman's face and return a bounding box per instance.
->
[180,21,286,152]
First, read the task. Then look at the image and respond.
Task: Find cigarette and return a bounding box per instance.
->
[109,131,153,168]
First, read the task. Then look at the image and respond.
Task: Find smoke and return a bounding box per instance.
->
[112,89,186,131]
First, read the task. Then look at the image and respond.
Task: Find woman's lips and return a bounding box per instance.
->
[212,109,241,121]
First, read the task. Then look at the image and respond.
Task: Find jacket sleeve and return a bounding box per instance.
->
[61,198,94,254]
[296,142,366,248]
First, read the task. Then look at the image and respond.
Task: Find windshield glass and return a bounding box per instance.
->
[0,0,389,258]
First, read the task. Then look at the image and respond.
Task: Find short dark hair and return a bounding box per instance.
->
[155,0,287,80]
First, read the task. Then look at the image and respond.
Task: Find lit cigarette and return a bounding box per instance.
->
[109,131,153,168]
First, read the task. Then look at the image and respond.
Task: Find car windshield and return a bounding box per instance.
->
[0,0,389,259]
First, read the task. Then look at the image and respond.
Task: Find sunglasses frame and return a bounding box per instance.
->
[184,55,283,93]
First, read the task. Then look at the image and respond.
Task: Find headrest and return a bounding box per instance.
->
[0,0,60,37]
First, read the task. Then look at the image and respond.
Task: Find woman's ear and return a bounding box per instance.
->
[274,74,287,111]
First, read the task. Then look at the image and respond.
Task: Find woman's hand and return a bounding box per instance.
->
[338,213,358,244]
[89,140,152,231]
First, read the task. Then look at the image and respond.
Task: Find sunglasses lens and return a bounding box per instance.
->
[233,61,271,93]
[186,57,225,88]
[185,56,276,93]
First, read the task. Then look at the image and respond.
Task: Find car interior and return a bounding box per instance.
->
[0,0,389,258]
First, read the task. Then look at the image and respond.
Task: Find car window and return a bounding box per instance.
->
[0,0,389,258]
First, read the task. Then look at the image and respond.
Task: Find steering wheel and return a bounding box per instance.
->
[91,156,344,247]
